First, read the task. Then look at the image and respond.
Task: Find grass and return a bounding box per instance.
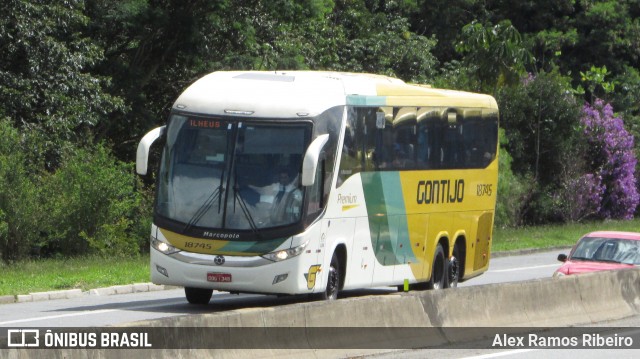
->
[0,255,149,296]
[0,219,639,296]
[492,218,640,252]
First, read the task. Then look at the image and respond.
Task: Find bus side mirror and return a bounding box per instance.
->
[302,134,329,186]
[136,126,166,175]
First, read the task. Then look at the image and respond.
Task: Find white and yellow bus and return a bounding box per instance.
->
[136,71,499,304]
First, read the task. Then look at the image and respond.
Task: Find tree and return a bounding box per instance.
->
[411,0,488,62]
[0,0,124,168]
[0,120,41,261]
[497,71,582,223]
[84,0,224,159]
[495,128,534,228]
[41,144,150,256]
[456,20,533,91]
[84,0,439,160]
[331,3,438,82]
[576,65,616,103]
[498,72,581,184]
[581,99,639,219]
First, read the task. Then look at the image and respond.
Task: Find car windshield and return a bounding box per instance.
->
[156,114,310,234]
[570,236,640,265]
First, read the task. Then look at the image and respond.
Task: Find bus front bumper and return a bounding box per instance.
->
[150,247,320,295]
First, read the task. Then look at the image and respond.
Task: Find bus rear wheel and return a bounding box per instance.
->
[185,287,213,305]
[428,244,446,290]
[447,245,460,288]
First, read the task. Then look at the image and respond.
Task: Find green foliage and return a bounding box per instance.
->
[497,72,581,182]
[493,218,640,252]
[3,0,640,260]
[497,71,583,224]
[431,60,483,92]
[411,0,487,61]
[610,66,640,163]
[577,65,616,102]
[333,12,438,82]
[573,0,640,73]
[0,117,151,262]
[0,0,125,168]
[495,129,534,228]
[41,144,151,257]
[456,20,534,91]
[0,120,41,261]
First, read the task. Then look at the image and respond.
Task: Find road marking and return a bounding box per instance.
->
[0,301,184,325]
[491,264,558,273]
[0,309,120,325]
[459,349,539,359]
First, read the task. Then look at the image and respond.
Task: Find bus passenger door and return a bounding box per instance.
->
[343,217,375,289]
[370,214,396,286]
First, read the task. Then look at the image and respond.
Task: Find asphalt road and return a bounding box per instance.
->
[3,248,638,359]
[0,248,568,327]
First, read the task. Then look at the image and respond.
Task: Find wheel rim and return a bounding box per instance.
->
[433,252,444,289]
[326,265,339,300]
[448,256,459,287]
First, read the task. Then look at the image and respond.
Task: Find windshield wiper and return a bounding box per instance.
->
[594,258,623,264]
[232,172,261,239]
[182,171,225,234]
[569,256,591,261]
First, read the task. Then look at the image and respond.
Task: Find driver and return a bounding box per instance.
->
[249,169,301,224]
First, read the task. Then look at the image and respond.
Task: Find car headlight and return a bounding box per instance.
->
[151,237,180,255]
[552,271,565,278]
[262,241,308,262]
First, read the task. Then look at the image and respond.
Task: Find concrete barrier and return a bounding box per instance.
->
[6,269,640,359]
[419,269,640,328]
[118,294,448,350]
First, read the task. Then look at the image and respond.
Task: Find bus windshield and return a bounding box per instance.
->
[156,114,311,236]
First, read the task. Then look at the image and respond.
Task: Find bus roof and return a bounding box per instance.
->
[173,71,498,118]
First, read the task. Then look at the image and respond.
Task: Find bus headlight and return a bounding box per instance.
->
[262,241,308,262]
[151,238,180,255]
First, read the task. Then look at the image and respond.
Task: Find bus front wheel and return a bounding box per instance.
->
[185,287,213,305]
[320,253,340,300]
[428,244,446,290]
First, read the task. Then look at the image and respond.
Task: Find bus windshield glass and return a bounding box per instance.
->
[156,114,311,235]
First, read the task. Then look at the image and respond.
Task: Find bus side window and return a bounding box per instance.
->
[442,123,465,168]
[339,107,379,186]
[342,106,497,173]
[392,126,416,169]
[338,109,359,187]
[417,119,445,169]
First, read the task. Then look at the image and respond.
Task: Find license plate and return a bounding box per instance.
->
[207,272,232,283]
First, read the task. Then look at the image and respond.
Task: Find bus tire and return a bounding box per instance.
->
[320,252,340,300]
[447,246,460,288]
[185,287,213,305]
[428,244,446,290]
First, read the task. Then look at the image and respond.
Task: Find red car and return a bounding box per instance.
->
[553,231,640,277]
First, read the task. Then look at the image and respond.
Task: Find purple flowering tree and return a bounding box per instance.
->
[581,99,639,219]
[559,173,605,222]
